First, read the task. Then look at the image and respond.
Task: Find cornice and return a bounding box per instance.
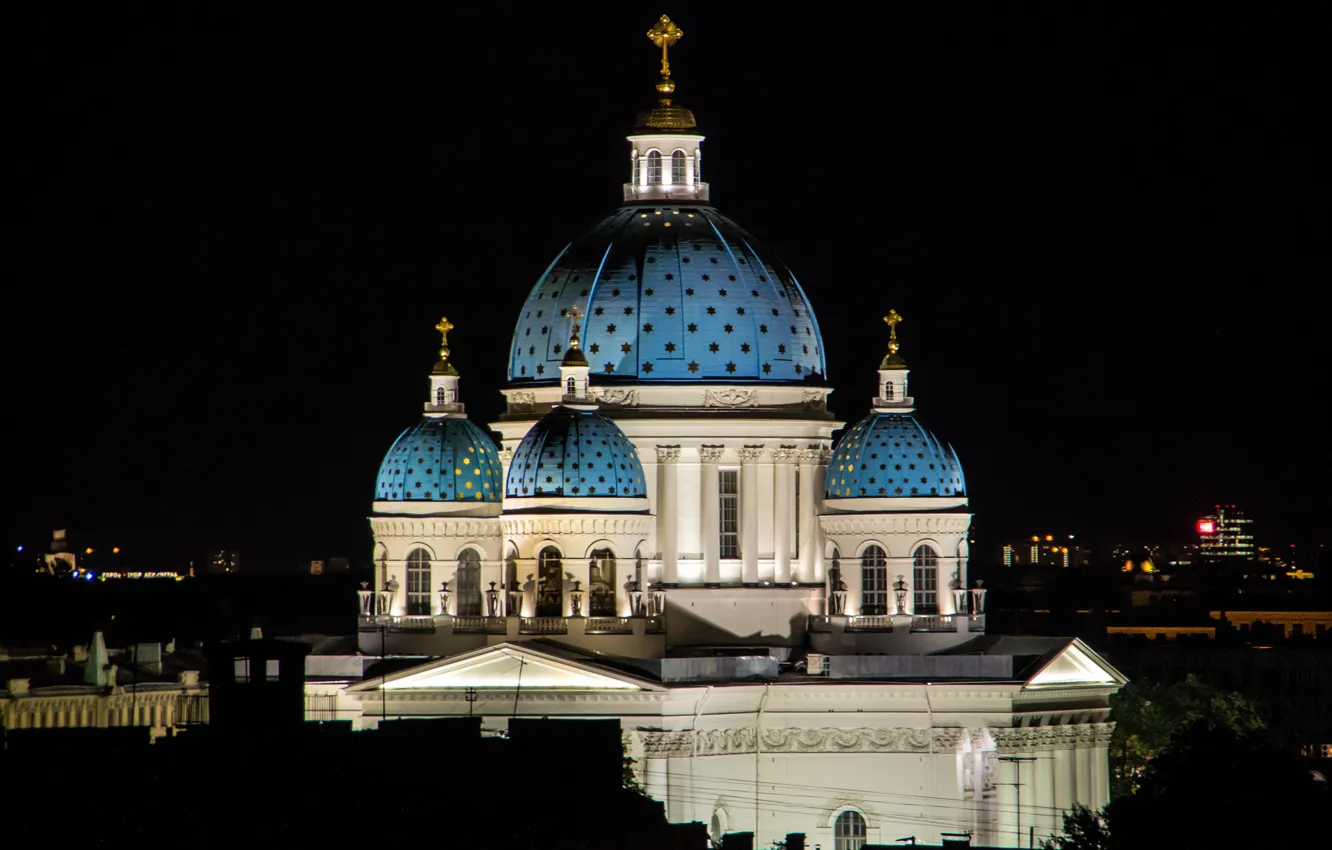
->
[500,515,654,538]
[369,517,504,538]
[819,514,973,536]
[991,721,1116,753]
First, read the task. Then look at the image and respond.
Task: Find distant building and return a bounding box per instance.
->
[1002,535,1081,567]
[1197,505,1255,560]
[208,549,240,575]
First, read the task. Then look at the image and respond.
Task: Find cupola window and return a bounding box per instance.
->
[436,386,449,405]
[913,545,939,614]
[860,545,888,616]
[671,150,686,184]
[647,150,662,185]
[567,377,577,395]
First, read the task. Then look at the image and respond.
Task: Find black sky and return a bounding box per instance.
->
[7,3,1328,568]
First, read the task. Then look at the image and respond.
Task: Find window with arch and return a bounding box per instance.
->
[884,381,894,400]
[566,376,576,395]
[436,385,448,405]
[860,545,888,615]
[671,150,686,184]
[646,150,662,185]
[456,549,482,616]
[537,546,564,617]
[913,545,939,614]
[588,548,616,616]
[406,548,432,615]
[834,810,867,850]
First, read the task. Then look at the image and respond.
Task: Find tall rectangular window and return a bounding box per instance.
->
[719,468,739,559]
[793,469,801,554]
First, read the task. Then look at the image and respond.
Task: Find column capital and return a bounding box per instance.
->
[655,445,682,463]
[798,447,830,464]
[699,445,726,463]
[738,445,767,463]
[498,448,515,464]
[771,444,800,462]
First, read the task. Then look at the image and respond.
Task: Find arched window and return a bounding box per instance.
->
[566,377,576,395]
[913,545,939,614]
[834,810,867,850]
[456,549,482,616]
[589,548,616,616]
[646,150,662,185]
[671,150,686,184]
[861,546,888,615]
[436,385,448,405]
[406,548,431,615]
[884,381,894,400]
[537,546,564,617]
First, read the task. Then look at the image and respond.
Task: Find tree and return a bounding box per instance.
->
[1108,674,1264,797]
[1040,805,1110,850]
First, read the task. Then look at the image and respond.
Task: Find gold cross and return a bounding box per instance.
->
[883,309,903,359]
[647,15,683,82]
[568,304,584,349]
[435,316,454,363]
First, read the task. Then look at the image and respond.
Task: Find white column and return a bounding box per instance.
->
[1075,742,1092,808]
[739,446,763,583]
[996,756,1019,847]
[645,755,668,801]
[1091,741,1110,811]
[701,446,724,583]
[498,449,514,494]
[797,449,819,582]
[757,452,775,581]
[811,449,830,581]
[1053,746,1076,821]
[773,448,796,583]
[1035,752,1056,837]
[656,446,681,584]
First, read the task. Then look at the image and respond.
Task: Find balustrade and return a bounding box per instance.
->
[520,617,568,635]
[584,617,633,635]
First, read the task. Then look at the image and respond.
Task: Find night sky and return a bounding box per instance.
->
[8,4,1327,568]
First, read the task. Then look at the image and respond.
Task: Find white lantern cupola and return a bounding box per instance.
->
[625,16,708,204]
[874,309,913,411]
[426,315,466,417]
[560,305,591,402]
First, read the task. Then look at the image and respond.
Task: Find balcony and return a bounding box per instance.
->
[808,613,986,634]
[360,614,666,638]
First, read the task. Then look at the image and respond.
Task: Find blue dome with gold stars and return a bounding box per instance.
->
[824,412,966,500]
[375,418,503,503]
[507,205,826,384]
[506,406,646,500]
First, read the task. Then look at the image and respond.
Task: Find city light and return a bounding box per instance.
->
[1197,519,1216,535]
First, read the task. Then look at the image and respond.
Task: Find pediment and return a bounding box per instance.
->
[1024,638,1126,689]
[349,643,659,692]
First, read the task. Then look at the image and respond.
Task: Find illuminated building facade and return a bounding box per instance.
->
[1197,505,1256,560]
[331,17,1125,847]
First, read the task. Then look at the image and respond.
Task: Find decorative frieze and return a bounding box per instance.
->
[991,721,1116,753]
[641,730,695,758]
[691,726,968,756]
[819,514,973,536]
[593,388,638,406]
[507,391,536,412]
[369,518,504,539]
[501,516,654,538]
[703,388,758,408]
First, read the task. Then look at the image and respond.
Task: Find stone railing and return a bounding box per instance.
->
[452,616,508,634]
[387,616,437,632]
[846,615,895,632]
[520,617,568,635]
[584,617,633,635]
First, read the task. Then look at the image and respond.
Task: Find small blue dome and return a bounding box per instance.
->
[825,412,966,500]
[507,205,827,384]
[376,418,503,503]
[506,406,646,499]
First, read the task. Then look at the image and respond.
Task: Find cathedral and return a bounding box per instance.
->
[337,16,1124,848]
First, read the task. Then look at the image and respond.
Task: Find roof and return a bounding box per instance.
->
[507,205,827,384]
[825,411,966,500]
[375,417,503,503]
[505,405,646,500]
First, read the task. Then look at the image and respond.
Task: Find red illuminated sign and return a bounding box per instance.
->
[1197,519,1216,535]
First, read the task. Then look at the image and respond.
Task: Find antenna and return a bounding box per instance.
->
[511,657,527,719]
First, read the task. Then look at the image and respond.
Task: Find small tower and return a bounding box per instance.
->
[427,315,465,416]
[875,309,913,410]
[560,305,591,401]
[625,15,708,203]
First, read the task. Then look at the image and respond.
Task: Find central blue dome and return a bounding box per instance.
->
[825,412,966,500]
[506,406,646,499]
[508,205,826,384]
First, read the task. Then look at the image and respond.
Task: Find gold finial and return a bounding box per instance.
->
[562,304,589,367]
[433,315,458,375]
[881,309,906,367]
[647,15,683,101]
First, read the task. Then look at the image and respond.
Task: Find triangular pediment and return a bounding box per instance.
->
[349,643,660,692]
[1024,638,1127,689]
